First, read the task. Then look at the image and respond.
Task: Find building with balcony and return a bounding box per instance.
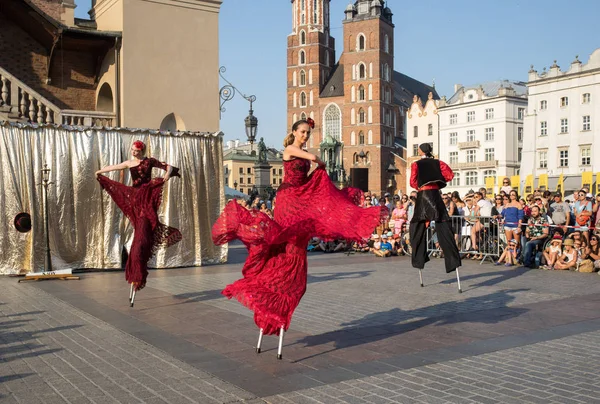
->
[406,91,440,190]
[0,0,221,132]
[437,80,527,195]
[521,49,600,193]
[223,140,284,196]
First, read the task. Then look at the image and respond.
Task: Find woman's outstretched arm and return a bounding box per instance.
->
[95,161,130,176]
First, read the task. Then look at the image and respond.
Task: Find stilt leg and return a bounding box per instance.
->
[129,283,133,302]
[277,326,285,360]
[455,268,462,293]
[256,328,264,354]
[419,269,424,287]
[130,287,137,307]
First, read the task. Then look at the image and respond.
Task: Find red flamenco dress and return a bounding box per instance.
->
[212,158,383,335]
[97,158,182,291]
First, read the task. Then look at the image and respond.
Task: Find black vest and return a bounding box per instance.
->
[415,158,447,189]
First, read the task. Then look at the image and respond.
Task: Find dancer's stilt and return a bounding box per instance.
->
[130,287,137,307]
[419,269,424,287]
[129,283,134,302]
[256,328,264,354]
[277,326,285,360]
[456,268,462,293]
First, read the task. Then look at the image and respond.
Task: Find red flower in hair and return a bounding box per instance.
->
[306,118,315,129]
[133,140,146,151]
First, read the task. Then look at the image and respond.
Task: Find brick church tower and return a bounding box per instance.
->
[287,1,435,195]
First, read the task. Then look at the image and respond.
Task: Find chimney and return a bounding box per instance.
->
[61,0,76,26]
[454,84,463,93]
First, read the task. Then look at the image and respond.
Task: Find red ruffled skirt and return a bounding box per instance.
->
[212,167,383,335]
[97,175,182,290]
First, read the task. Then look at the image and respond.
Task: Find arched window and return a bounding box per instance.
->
[351,132,356,145]
[466,171,478,186]
[358,108,365,124]
[300,70,306,86]
[300,112,307,120]
[97,83,114,112]
[299,50,306,65]
[358,63,366,79]
[324,51,329,67]
[358,34,366,51]
[323,103,342,141]
[483,170,497,180]
[354,153,360,164]
[358,85,365,101]
[313,0,318,23]
[359,131,365,145]
[300,92,307,107]
[160,113,186,132]
[384,34,389,53]
[300,30,306,45]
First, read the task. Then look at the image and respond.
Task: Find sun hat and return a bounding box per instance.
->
[563,239,574,246]
[552,234,563,240]
[372,234,379,239]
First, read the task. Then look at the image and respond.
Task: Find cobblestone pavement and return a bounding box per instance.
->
[265,330,600,404]
[1,243,600,403]
[0,280,257,404]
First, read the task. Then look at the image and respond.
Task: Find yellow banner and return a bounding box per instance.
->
[582,171,593,191]
[538,174,548,191]
[557,173,564,194]
[596,173,600,195]
[524,174,533,195]
[485,177,495,195]
[511,175,520,194]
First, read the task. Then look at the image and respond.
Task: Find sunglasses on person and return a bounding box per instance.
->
[503,181,509,184]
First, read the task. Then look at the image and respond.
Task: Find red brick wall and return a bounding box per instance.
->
[0,13,97,111]
[28,0,62,22]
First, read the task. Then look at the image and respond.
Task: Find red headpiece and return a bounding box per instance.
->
[306,117,315,129]
[133,140,146,151]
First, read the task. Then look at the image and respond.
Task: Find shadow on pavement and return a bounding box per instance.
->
[440,266,531,289]
[308,270,374,284]
[294,288,529,361]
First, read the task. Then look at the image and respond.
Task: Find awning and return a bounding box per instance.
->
[547,176,594,194]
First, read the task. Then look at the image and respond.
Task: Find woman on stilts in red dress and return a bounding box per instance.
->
[96,141,182,305]
[212,119,384,359]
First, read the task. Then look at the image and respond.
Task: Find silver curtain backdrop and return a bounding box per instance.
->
[0,122,227,275]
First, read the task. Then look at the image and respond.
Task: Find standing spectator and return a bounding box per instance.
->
[470,192,493,259]
[549,192,570,236]
[573,190,593,243]
[479,187,493,203]
[384,193,393,212]
[500,177,513,195]
[501,190,524,248]
[493,194,504,216]
[523,205,549,268]
[407,191,417,223]
[391,200,407,235]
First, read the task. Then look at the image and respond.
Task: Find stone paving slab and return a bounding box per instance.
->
[3,242,600,402]
[0,280,257,404]
[264,330,600,404]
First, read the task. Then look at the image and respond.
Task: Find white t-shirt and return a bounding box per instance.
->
[477,199,493,217]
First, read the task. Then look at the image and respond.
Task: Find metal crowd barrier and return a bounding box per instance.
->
[426,215,506,264]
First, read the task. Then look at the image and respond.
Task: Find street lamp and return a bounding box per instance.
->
[219,66,258,146]
[233,180,238,190]
[41,164,52,272]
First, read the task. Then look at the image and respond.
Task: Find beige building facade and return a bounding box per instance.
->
[0,0,221,133]
[223,140,284,196]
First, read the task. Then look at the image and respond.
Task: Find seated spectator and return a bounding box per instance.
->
[554,238,578,271]
[374,233,393,257]
[542,234,563,270]
[523,205,549,268]
[352,239,370,253]
[330,239,348,253]
[495,239,519,267]
[585,234,600,272]
[369,234,381,255]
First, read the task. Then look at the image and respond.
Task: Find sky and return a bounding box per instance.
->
[74,0,600,149]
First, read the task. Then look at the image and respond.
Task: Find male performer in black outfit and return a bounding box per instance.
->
[409,143,461,273]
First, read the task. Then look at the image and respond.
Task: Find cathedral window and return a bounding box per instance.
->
[313,0,318,24]
[299,50,306,65]
[357,34,366,51]
[300,70,306,86]
[359,131,365,145]
[300,30,306,45]
[300,92,307,107]
[324,104,342,141]
[384,34,390,53]
[358,108,365,124]
[358,63,366,79]
[301,112,307,120]
[358,85,365,101]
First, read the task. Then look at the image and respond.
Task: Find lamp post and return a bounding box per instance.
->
[219,66,258,149]
[41,164,52,272]
[233,180,238,190]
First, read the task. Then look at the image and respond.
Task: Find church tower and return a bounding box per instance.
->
[341,0,395,193]
[287,0,335,147]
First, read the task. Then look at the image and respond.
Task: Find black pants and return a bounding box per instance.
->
[410,220,461,273]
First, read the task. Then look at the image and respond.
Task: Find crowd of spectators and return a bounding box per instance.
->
[234,178,600,273]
